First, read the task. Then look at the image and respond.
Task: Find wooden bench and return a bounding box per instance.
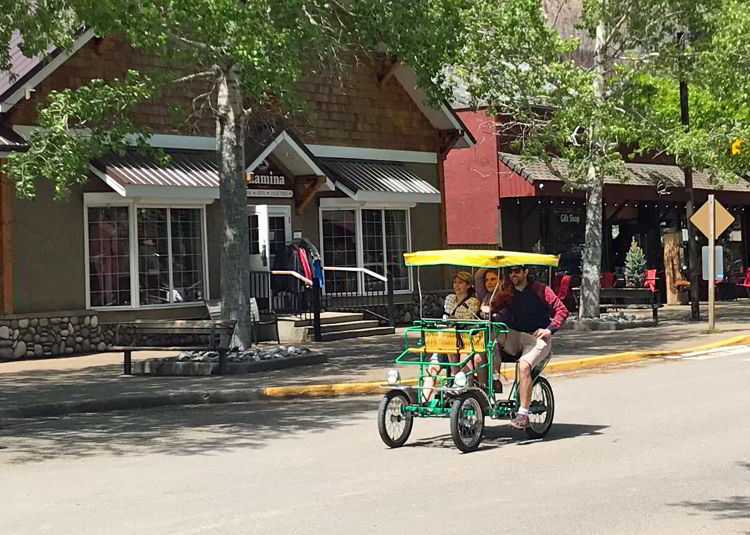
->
[572,287,660,323]
[112,319,236,375]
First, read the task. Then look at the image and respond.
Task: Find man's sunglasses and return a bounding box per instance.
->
[509,267,525,274]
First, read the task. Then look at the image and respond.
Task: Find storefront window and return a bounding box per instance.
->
[87,204,205,308]
[322,210,358,293]
[322,208,411,293]
[88,206,131,307]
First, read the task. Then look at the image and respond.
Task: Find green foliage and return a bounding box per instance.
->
[1,0,468,198]
[3,71,160,199]
[624,237,646,287]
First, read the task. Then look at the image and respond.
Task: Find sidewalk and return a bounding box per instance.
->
[1,302,748,417]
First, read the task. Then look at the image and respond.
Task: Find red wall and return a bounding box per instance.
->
[444,110,500,244]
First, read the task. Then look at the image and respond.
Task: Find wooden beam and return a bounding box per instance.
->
[438,129,460,155]
[378,57,399,88]
[295,176,325,216]
[0,169,13,314]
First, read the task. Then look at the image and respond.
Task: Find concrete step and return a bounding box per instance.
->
[279,312,364,328]
[314,320,380,333]
[320,326,395,342]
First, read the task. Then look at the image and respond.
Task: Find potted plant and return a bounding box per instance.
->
[624,238,646,288]
[675,279,691,304]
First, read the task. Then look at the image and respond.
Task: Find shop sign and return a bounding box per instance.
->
[559,213,581,224]
[246,159,293,198]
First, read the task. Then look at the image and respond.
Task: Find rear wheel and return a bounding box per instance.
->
[525,377,554,439]
[378,390,414,448]
[450,392,485,453]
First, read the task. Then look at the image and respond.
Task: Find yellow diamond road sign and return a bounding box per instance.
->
[690,199,734,239]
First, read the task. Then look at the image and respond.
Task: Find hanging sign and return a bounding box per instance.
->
[246,159,293,198]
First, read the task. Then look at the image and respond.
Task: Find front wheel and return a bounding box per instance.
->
[525,377,555,439]
[378,390,414,448]
[450,393,485,453]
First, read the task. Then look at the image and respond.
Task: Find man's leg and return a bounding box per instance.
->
[510,333,551,429]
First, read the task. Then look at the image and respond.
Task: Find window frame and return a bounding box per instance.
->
[83,194,210,310]
[318,201,413,296]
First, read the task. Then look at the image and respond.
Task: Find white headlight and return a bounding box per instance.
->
[386,369,401,385]
[453,371,468,388]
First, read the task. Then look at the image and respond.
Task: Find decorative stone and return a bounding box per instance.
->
[74,344,82,351]
[18,318,29,329]
[52,344,59,354]
[10,320,18,329]
[61,330,69,336]
[30,318,39,327]
[71,316,79,325]
[39,318,49,327]
[22,334,33,342]
[64,347,74,354]
[50,317,61,324]
[13,341,26,359]
[34,344,43,356]
[25,351,33,358]
[80,327,90,338]
[68,323,75,333]
[0,347,13,360]
[75,336,83,343]
[62,317,69,323]
[96,342,106,351]
[28,327,36,335]
[0,326,9,339]
[91,316,99,328]
[13,329,19,339]
[65,338,75,348]
[82,340,91,351]
[33,335,41,343]
[0,340,11,348]
[44,350,52,356]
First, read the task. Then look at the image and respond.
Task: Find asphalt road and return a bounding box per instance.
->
[1,348,749,534]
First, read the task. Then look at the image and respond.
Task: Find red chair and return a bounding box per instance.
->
[557,275,572,301]
[600,272,615,289]
[742,268,750,298]
[644,269,657,292]
[551,273,563,295]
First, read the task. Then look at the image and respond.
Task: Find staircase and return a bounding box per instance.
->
[278,311,395,343]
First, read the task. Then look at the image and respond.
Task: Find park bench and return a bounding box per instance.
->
[572,287,661,323]
[112,319,236,375]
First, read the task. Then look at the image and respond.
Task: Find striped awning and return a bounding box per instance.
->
[93,151,219,188]
[321,158,440,203]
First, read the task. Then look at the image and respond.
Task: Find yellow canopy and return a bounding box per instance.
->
[403,249,559,268]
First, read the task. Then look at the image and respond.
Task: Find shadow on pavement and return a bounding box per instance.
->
[669,460,750,522]
[0,397,379,465]
[404,423,608,451]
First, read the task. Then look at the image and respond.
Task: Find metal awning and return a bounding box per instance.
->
[91,151,220,198]
[0,124,27,152]
[321,158,441,203]
[500,152,750,193]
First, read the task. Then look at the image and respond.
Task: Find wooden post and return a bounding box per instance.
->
[708,194,716,330]
[662,230,682,305]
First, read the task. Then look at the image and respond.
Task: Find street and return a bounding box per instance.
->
[1,351,749,534]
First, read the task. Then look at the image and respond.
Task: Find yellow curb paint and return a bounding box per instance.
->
[262,333,750,398]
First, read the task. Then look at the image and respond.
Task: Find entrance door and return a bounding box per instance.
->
[247,205,291,270]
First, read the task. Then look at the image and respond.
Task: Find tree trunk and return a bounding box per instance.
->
[580,171,603,318]
[579,19,607,319]
[216,66,253,348]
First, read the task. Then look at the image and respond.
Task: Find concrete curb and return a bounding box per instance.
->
[2,334,748,419]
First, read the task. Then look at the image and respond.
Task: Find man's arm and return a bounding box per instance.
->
[542,284,569,333]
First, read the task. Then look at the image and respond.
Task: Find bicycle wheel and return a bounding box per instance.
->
[450,392,485,453]
[525,377,555,439]
[378,390,414,448]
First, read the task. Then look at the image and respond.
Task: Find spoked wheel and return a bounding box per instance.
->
[378,390,414,448]
[525,377,555,439]
[450,392,485,453]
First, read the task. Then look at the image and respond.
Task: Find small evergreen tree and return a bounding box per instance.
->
[624,238,646,287]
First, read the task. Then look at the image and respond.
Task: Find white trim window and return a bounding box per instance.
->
[320,206,412,294]
[84,196,208,309]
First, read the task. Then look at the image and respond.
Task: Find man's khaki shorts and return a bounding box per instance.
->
[502,330,551,369]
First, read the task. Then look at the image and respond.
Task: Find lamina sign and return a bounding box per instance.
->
[245,159,287,186]
[560,213,581,224]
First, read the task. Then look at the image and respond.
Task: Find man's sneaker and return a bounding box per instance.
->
[509,413,529,429]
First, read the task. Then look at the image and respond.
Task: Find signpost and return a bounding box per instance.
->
[690,195,734,330]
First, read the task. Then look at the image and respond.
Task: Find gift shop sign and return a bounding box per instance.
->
[559,213,581,224]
